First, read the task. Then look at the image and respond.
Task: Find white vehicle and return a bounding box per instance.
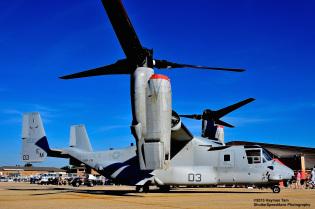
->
[87,174,97,181]
[0,177,8,182]
[39,173,58,185]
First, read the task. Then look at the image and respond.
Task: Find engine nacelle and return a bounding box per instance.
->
[131,68,172,170]
[144,74,172,169]
[202,120,225,145]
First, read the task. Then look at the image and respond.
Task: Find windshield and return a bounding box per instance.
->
[262,148,273,161]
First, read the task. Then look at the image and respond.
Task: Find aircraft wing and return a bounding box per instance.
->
[171,115,194,142]
[46,149,69,159]
[170,120,194,158]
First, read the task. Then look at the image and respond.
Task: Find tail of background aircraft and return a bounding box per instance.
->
[21,112,48,162]
[69,125,93,152]
[22,113,95,166]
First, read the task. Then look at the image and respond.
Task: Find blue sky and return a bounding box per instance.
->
[0,0,314,167]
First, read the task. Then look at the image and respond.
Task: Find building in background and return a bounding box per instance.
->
[0,165,65,177]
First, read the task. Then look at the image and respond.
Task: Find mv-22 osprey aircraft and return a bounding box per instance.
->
[22,0,293,193]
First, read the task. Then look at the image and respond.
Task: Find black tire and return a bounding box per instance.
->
[75,182,80,187]
[272,186,280,193]
[135,185,142,192]
[143,185,149,193]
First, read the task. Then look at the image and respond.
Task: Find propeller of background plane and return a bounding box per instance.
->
[60,0,244,80]
[179,98,255,128]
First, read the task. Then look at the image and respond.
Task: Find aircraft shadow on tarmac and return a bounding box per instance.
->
[7,187,141,197]
[7,187,271,196]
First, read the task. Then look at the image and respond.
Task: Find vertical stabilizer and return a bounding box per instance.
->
[21,112,48,162]
[69,125,93,152]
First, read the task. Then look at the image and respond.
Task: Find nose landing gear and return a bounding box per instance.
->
[271,185,280,193]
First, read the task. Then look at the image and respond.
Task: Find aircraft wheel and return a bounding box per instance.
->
[136,185,142,192]
[143,185,149,193]
[272,185,280,193]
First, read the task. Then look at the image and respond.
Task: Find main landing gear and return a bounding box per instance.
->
[135,185,171,193]
[136,185,149,193]
[158,185,170,192]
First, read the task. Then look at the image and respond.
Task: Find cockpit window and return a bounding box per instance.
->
[245,149,261,164]
[262,148,273,161]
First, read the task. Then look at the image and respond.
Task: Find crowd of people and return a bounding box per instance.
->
[290,167,315,189]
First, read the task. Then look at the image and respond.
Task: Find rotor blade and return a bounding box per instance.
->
[60,59,132,79]
[215,98,255,118]
[154,59,245,72]
[215,119,234,128]
[101,0,146,64]
[179,114,203,120]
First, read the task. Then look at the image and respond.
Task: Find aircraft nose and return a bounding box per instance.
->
[288,169,294,179]
[269,163,294,181]
[281,165,294,180]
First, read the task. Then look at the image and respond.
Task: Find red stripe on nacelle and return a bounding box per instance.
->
[150,74,170,81]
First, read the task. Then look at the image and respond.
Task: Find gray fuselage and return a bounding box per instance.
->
[64,137,293,186]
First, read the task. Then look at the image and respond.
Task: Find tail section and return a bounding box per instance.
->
[22,112,48,162]
[69,125,93,152]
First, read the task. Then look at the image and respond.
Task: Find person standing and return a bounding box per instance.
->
[311,167,315,187]
[295,170,301,189]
